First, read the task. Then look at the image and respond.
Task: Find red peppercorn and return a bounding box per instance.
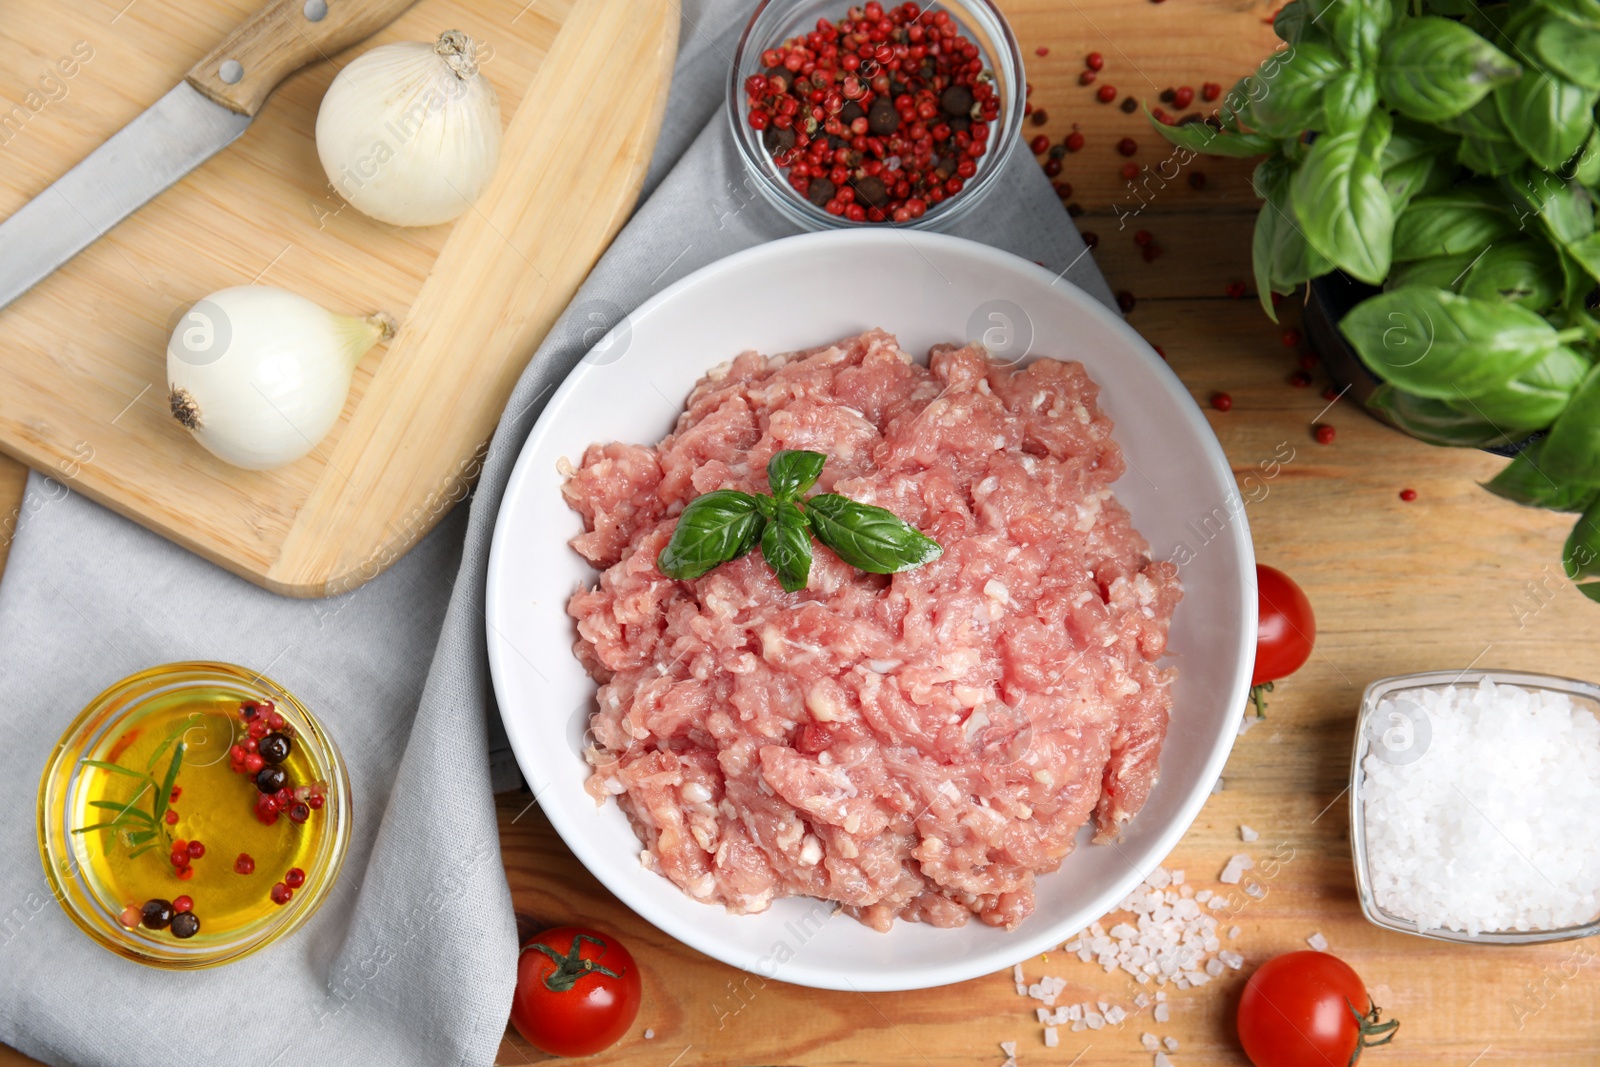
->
[1079,69,1097,85]
[1035,45,1050,57]
[1281,327,1303,347]
[1142,244,1164,262]
[1153,345,1167,360]
[1173,86,1194,109]
[235,853,255,875]
[1400,488,1418,501]
[1322,385,1341,401]
[308,793,326,810]
[118,905,142,929]
[285,868,306,889]
[1133,230,1153,246]
[271,883,293,906]
[1096,84,1117,103]
[1052,180,1073,198]
[1120,162,1139,180]
[1082,231,1099,248]
[164,810,178,825]
[176,867,194,881]
[1030,133,1049,155]
[1289,370,1313,388]
[1188,171,1207,190]
[1085,52,1104,71]
[1226,281,1247,298]
[1065,131,1085,152]
[173,896,193,913]
[267,711,286,731]
[289,801,311,824]
[169,787,181,802]
[244,753,264,774]
[1314,424,1336,445]
[1212,392,1233,412]
[187,840,205,859]
[1117,290,1137,313]
[1202,82,1222,101]
[248,721,268,740]
[1298,352,1318,371]
[1117,137,1138,156]
[1044,158,1062,177]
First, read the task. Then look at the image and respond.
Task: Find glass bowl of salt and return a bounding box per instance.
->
[1350,669,1600,945]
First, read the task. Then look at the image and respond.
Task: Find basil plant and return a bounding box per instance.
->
[1154,0,1600,601]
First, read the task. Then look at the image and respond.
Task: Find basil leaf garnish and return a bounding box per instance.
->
[760,501,813,592]
[766,449,827,502]
[804,494,943,574]
[657,490,764,580]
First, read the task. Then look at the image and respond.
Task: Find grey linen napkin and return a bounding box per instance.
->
[0,3,1112,1064]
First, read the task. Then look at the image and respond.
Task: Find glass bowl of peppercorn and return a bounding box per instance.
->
[729,0,1025,230]
[37,662,352,968]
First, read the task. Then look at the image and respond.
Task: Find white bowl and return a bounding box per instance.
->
[486,230,1255,992]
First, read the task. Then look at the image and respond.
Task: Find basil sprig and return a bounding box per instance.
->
[655,449,941,591]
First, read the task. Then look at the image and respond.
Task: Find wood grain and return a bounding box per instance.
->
[3,1,1599,1066]
[187,0,421,117]
[0,0,676,598]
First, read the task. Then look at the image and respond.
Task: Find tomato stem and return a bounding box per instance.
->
[525,933,626,993]
[1249,680,1274,718]
[1345,998,1400,1065]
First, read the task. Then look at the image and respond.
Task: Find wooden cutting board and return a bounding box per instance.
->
[0,0,675,597]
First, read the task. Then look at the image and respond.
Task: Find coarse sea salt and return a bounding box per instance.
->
[1361,679,1600,935]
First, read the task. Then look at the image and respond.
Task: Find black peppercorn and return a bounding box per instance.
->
[940,85,974,117]
[853,175,890,208]
[255,765,288,794]
[807,178,836,207]
[763,125,797,154]
[258,731,292,765]
[141,899,174,930]
[170,912,201,939]
[867,98,900,135]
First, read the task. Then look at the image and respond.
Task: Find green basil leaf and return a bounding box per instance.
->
[1564,500,1600,604]
[1494,69,1597,171]
[1384,253,1478,292]
[1377,16,1521,122]
[1392,188,1517,262]
[1148,111,1277,158]
[1539,0,1600,30]
[1322,70,1379,135]
[1440,95,1530,175]
[1333,0,1390,65]
[1382,119,1459,212]
[1340,287,1564,397]
[1562,231,1600,283]
[1533,17,1600,87]
[1499,168,1594,247]
[656,490,765,580]
[1540,363,1600,483]
[804,493,943,574]
[1576,132,1600,185]
[1249,43,1345,138]
[760,501,813,593]
[1251,156,1332,320]
[1366,382,1532,448]
[1485,438,1600,510]
[1291,110,1395,284]
[766,449,826,502]
[1460,239,1566,308]
[1273,0,1327,44]
[1446,346,1590,429]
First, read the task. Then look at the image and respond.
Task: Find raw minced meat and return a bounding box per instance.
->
[563,329,1181,931]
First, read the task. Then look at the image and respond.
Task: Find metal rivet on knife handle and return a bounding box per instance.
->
[219,60,245,85]
[304,0,329,20]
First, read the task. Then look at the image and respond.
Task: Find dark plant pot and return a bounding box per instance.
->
[1304,273,1534,458]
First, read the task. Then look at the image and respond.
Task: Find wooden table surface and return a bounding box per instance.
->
[4,1,1599,1064]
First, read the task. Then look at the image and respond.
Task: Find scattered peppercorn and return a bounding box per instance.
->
[1120,162,1139,180]
[1052,180,1073,198]
[1322,385,1341,401]
[1212,392,1233,412]
[1314,424,1336,445]
[164,810,178,825]
[1079,69,1098,85]
[1202,82,1222,101]
[1225,281,1247,298]
[1065,131,1085,152]
[1035,45,1050,56]
[1085,52,1104,70]
[235,853,256,875]
[1281,327,1302,347]
[1044,158,1063,177]
[1031,108,1048,126]
[285,868,307,889]
[1030,133,1050,155]
[1134,230,1153,246]
[1298,352,1318,371]
[1400,488,1418,501]
[1066,202,1084,217]
[254,766,288,795]
[1117,290,1137,313]
[1082,231,1099,248]
[141,899,174,931]
[1289,370,1313,387]
[1173,86,1195,109]
[1152,345,1167,359]
[1159,88,1175,104]
[1188,171,1206,190]
[1117,137,1138,156]
[173,895,194,913]
[169,787,181,802]
[1142,244,1164,262]
[1121,96,1138,114]
[118,905,142,929]
[170,912,201,939]
[1096,84,1117,103]
[271,883,294,906]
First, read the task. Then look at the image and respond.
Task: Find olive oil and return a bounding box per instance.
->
[76,688,326,941]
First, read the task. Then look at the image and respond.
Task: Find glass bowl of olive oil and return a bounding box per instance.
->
[38,662,351,968]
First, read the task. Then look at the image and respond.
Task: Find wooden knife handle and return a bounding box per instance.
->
[186,0,419,117]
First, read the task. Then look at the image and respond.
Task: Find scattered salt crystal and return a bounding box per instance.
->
[1205,959,1225,977]
[644,1029,654,1040]
[1219,854,1253,884]
[1013,963,1025,983]
[1036,1008,1051,1024]
[1016,983,1028,996]
[1240,825,1259,842]
[1067,1005,1083,1021]
[1154,1003,1170,1023]
[1244,883,1265,899]
[1085,1012,1105,1030]
[1155,992,1166,1002]
[1195,890,1212,903]
[1097,1001,1110,1013]
[1146,867,1173,889]
[1164,1036,1180,1052]
[1238,712,1257,736]
[1141,1034,1160,1051]
[1135,993,1151,1008]
[1170,870,1185,885]
[1220,950,1244,969]
[1000,1041,1017,1057]
[1155,1053,1173,1067]
[1044,1027,1058,1048]
[1228,926,1241,939]
[1105,1005,1127,1025]
[1071,1020,1086,1032]
[1307,931,1329,952]
[1362,679,1600,935]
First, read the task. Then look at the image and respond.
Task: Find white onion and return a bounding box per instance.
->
[167,286,394,470]
[315,30,502,227]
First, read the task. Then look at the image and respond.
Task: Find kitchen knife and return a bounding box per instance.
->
[0,0,418,314]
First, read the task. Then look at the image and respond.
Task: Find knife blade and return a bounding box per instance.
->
[0,85,250,313]
[0,0,419,315]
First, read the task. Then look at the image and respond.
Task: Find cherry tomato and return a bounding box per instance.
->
[1249,564,1315,716]
[1237,951,1397,1067]
[511,926,642,1057]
